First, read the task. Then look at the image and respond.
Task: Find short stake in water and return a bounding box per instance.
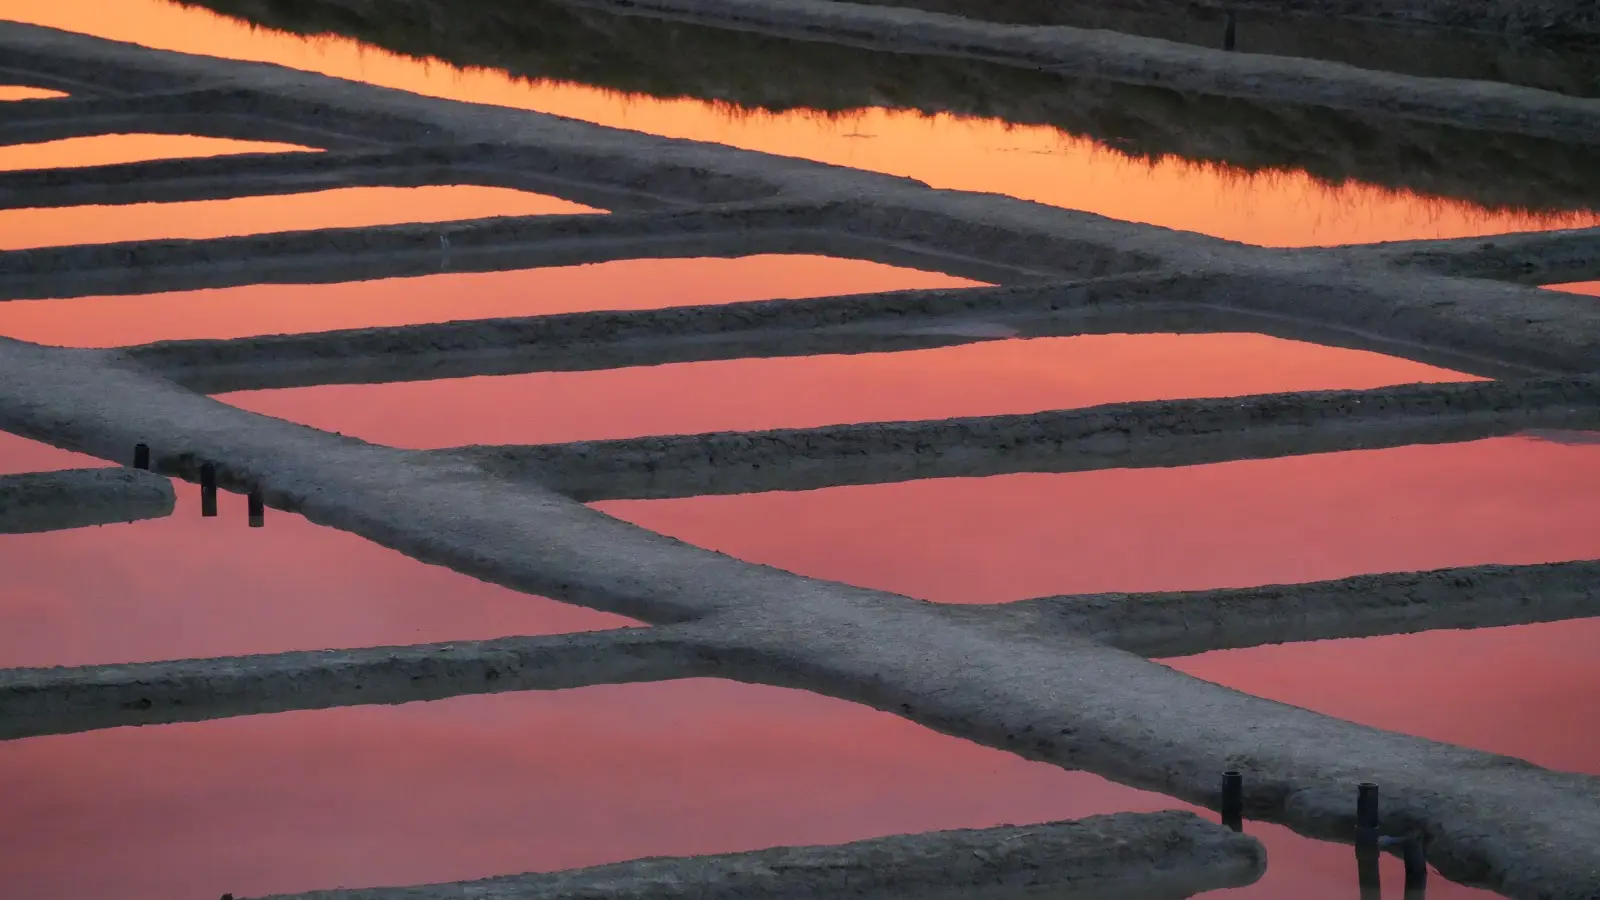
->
[1403,835,1428,893]
[132,443,150,470]
[1220,770,1243,832]
[1357,843,1381,899]
[200,462,218,517]
[1356,782,1382,899]
[1357,782,1380,846]
[248,488,264,528]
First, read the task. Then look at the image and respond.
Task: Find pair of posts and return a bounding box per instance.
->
[1221,773,1427,896]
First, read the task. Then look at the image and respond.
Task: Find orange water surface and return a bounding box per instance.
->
[0,185,599,249]
[4,0,1595,246]
[0,256,978,345]
[225,333,1479,446]
[0,134,312,170]
[1553,281,1600,296]
[0,86,67,100]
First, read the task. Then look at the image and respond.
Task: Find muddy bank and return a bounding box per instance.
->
[112,259,1600,387]
[253,811,1264,900]
[0,144,698,213]
[176,0,1600,214]
[1334,223,1600,283]
[0,206,1099,301]
[0,627,706,740]
[124,276,1214,388]
[0,88,429,152]
[865,0,1600,45]
[451,377,1600,500]
[997,560,1600,657]
[0,466,173,533]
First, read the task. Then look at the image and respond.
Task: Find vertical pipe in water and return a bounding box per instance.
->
[200,462,217,517]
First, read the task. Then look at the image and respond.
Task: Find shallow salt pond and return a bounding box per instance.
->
[0,432,623,669]
[0,85,66,100]
[0,185,600,249]
[0,676,1477,900]
[222,332,1480,446]
[0,134,314,170]
[1551,281,1600,296]
[0,254,976,345]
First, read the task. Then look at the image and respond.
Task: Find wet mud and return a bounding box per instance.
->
[0,466,173,533]
[251,810,1265,900]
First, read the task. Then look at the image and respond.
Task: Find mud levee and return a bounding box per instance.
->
[866,0,1600,44]
[254,811,1265,900]
[97,249,1600,378]
[124,277,1218,388]
[0,89,436,152]
[998,561,1600,658]
[0,204,1070,301]
[0,144,743,213]
[0,627,714,740]
[0,467,174,533]
[177,0,1600,213]
[450,378,1600,500]
[1334,224,1600,284]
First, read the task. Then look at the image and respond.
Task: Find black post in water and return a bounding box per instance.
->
[132,443,150,470]
[1356,782,1380,846]
[1357,844,1382,900]
[1402,836,1428,892]
[248,488,264,528]
[200,462,217,517]
[1223,11,1237,50]
[1220,771,1243,831]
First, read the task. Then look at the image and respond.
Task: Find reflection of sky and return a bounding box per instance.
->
[0,253,974,346]
[0,177,600,250]
[0,433,625,668]
[8,680,1403,900]
[5,0,1598,246]
[0,85,66,100]
[1549,281,1600,297]
[225,332,1479,445]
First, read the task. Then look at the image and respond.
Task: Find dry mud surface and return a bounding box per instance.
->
[2,12,1600,900]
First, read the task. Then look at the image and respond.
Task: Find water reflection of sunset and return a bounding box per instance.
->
[1552,281,1600,296]
[0,85,67,100]
[0,134,311,171]
[6,0,1596,246]
[225,333,1480,447]
[0,256,977,345]
[0,185,599,249]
